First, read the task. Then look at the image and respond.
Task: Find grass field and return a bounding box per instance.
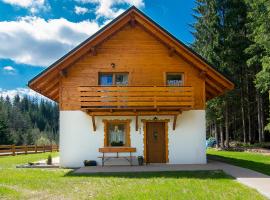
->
[207,148,270,176]
[0,153,267,200]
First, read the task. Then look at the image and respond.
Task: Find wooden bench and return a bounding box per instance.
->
[98,147,136,166]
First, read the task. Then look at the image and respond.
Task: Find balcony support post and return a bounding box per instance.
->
[173,114,178,130]
[92,114,96,132]
[135,114,138,131]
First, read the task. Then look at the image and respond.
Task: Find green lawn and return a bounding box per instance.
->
[207,148,270,176]
[0,153,267,200]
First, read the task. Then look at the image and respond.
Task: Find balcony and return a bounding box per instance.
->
[78,86,194,114]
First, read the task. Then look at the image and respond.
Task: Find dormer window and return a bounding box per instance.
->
[99,73,128,86]
[166,73,183,86]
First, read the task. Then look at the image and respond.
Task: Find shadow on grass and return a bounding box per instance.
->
[64,169,233,180]
[208,154,270,176]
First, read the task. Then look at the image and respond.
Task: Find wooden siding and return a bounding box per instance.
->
[60,25,205,110]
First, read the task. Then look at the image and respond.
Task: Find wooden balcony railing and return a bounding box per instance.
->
[78,86,194,110]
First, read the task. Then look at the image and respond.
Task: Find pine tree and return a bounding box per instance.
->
[0,114,11,144]
[192,0,268,146]
[246,0,270,134]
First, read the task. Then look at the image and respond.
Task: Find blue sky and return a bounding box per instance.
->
[0,0,195,97]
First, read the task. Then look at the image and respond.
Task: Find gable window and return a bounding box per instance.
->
[166,73,183,86]
[99,73,128,86]
[103,120,131,147]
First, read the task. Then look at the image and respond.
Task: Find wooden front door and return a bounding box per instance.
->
[146,122,166,163]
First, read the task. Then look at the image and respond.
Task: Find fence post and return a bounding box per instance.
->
[12,144,15,156]
[51,144,53,152]
[35,144,37,153]
[25,145,27,155]
[43,145,45,153]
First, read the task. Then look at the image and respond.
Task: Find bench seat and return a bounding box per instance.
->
[98,147,137,166]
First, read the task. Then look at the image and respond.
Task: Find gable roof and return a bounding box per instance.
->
[28,6,234,102]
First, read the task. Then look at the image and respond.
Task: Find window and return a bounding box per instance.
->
[103,120,131,147]
[166,73,183,86]
[99,73,128,85]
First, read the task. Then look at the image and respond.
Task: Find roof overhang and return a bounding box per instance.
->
[28,6,234,102]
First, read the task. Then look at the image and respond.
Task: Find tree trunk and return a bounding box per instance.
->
[225,103,229,148]
[260,96,265,142]
[214,120,219,148]
[219,123,224,148]
[257,92,262,143]
[210,122,213,137]
[246,75,252,143]
[240,88,246,144]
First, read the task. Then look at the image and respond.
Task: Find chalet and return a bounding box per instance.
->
[28,6,234,168]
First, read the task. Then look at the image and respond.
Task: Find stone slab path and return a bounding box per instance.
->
[75,160,270,199]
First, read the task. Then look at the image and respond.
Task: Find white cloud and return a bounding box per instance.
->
[75,5,89,15]
[0,17,101,66]
[2,65,16,75]
[3,66,15,71]
[1,0,49,13]
[77,0,144,18]
[0,87,50,101]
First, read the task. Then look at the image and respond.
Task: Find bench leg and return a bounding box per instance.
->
[102,152,104,167]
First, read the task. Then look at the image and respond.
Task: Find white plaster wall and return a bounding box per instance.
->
[168,110,206,164]
[59,110,206,168]
[59,111,143,168]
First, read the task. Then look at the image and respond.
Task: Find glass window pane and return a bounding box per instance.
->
[167,74,183,86]
[100,74,113,85]
[108,123,126,146]
[115,74,128,85]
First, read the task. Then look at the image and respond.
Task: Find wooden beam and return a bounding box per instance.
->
[169,47,175,57]
[206,84,219,96]
[129,14,136,27]
[135,114,138,131]
[199,71,207,80]
[92,115,96,131]
[205,78,224,93]
[91,47,97,56]
[42,80,59,95]
[86,111,181,116]
[173,114,178,130]
[59,69,68,77]
[30,73,58,89]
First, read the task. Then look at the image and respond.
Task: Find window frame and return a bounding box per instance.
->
[99,72,129,86]
[165,72,184,86]
[102,119,131,147]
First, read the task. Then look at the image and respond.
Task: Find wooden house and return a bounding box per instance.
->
[28,6,234,167]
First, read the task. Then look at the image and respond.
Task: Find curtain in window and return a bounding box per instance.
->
[108,124,125,146]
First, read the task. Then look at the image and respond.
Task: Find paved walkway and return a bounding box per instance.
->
[213,161,270,199]
[75,160,270,199]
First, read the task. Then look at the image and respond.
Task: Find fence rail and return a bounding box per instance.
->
[0,144,59,156]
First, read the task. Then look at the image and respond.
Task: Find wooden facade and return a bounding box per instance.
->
[28,6,234,116]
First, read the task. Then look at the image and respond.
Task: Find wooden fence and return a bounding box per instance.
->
[0,144,59,156]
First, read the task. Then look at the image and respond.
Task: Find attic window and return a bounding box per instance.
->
[166,73,183,86]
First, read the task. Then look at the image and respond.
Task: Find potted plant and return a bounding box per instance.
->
[111,141,123,146]
[47,154,52,165]
[138,156,144,166]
